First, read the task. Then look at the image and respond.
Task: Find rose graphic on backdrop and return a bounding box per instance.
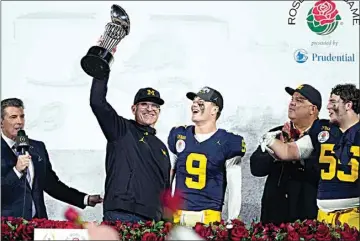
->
[307,0,342,36]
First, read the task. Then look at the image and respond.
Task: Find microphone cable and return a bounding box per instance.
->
[22,170,27,218]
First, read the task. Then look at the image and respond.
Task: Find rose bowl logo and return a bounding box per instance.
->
[287,0,359,33]
[306,0,342,35]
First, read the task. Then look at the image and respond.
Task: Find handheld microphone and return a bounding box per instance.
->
[16,130,30,173]
[16,130,31,219]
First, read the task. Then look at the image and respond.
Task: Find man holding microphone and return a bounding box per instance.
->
[1,98,102,220]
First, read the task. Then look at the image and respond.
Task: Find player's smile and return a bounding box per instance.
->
[192,108,200,114]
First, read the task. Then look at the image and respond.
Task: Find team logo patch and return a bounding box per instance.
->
[318,131,329,143]
[176,139,186,153]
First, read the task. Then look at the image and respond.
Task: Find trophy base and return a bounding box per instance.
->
[80,46,114,79]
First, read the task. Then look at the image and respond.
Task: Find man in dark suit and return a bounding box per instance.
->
[1,98,103,220]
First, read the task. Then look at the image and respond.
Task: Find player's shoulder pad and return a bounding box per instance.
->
[219,129,245,146]
[318,119,330,127]
[168,125,192,154]
[219,129,246,158]
[169,125,192,136]
[219,128,244,139]
[310,119,330,134]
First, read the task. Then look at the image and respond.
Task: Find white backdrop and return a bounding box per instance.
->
[1,1,359,223]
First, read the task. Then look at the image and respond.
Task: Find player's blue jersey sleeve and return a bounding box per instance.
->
[224,132,246,159]
[167,127,178,154]
[167,126,188,154]
[307,119,330,149]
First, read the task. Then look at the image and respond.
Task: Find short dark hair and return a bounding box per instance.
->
[331,84,360,114]
[211,102,221,120]
[1,98,24,119]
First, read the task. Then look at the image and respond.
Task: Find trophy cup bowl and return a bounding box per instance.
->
[81,4,130,79]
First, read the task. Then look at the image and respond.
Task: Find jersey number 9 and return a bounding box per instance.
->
[320,144,359,182]
[185,153,207,190]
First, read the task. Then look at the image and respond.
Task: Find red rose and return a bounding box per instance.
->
[342,223,351,232]
[231,226,249,241]
[312,0,339,25]
[200,227,212,238]
[231,219,245,227]
[341,231,357,241]
[287,224,295,233]
[217,230,228,240]
[314,224,331,241]
[293,222,300,230]
[142,232,157,241]
[64,207,79,223]
[194,223,212,238]
[287,231,300,241]
[304,220,316,227]
[1,223,11,235]
[317,223,329,235]
[315,232,332,241]
[194,222,205,234]
[303,234,314,241]
[298,226,309,236]
[145,221,153,227]
[163,222,172,233]
[132,223,141,229]
[157,236,165,241]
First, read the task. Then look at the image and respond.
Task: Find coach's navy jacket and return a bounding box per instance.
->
[250,124,321,225]
[90,77,171,222]
[1,137,87,220]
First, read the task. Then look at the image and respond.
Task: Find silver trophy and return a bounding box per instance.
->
[80,4,130,79]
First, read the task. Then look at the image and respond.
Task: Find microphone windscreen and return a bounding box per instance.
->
[17,129,26,136]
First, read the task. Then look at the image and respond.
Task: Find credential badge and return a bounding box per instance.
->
[176,139,185,153]
[318,131,329,143]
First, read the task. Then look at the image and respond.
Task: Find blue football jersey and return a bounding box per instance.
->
[308,121,360,200]
[168,125,246,212]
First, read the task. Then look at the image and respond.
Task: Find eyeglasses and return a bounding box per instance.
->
[137,102,160,111]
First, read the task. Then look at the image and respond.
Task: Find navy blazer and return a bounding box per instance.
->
[1,137,87,220]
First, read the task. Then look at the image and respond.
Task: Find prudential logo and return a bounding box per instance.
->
[294,49,356,63]
[294,49,308,63]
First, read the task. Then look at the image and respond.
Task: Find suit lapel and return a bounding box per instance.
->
[1,137,17,165]
[28,142,42,190]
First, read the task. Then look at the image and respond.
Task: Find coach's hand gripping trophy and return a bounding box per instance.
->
[80,4,130,79]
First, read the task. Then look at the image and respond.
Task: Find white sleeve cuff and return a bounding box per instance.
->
[224,158,242,220]
[13,167,23,179]
[225,156,241,168]
[170,153,177,170]
[295,135,314,160]
[84,195,89,206]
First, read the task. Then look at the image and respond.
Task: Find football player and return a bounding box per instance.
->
[261,84,360,229]
[167,87,246,226]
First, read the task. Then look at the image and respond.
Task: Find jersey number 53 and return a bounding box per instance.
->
[320,144,359,182]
